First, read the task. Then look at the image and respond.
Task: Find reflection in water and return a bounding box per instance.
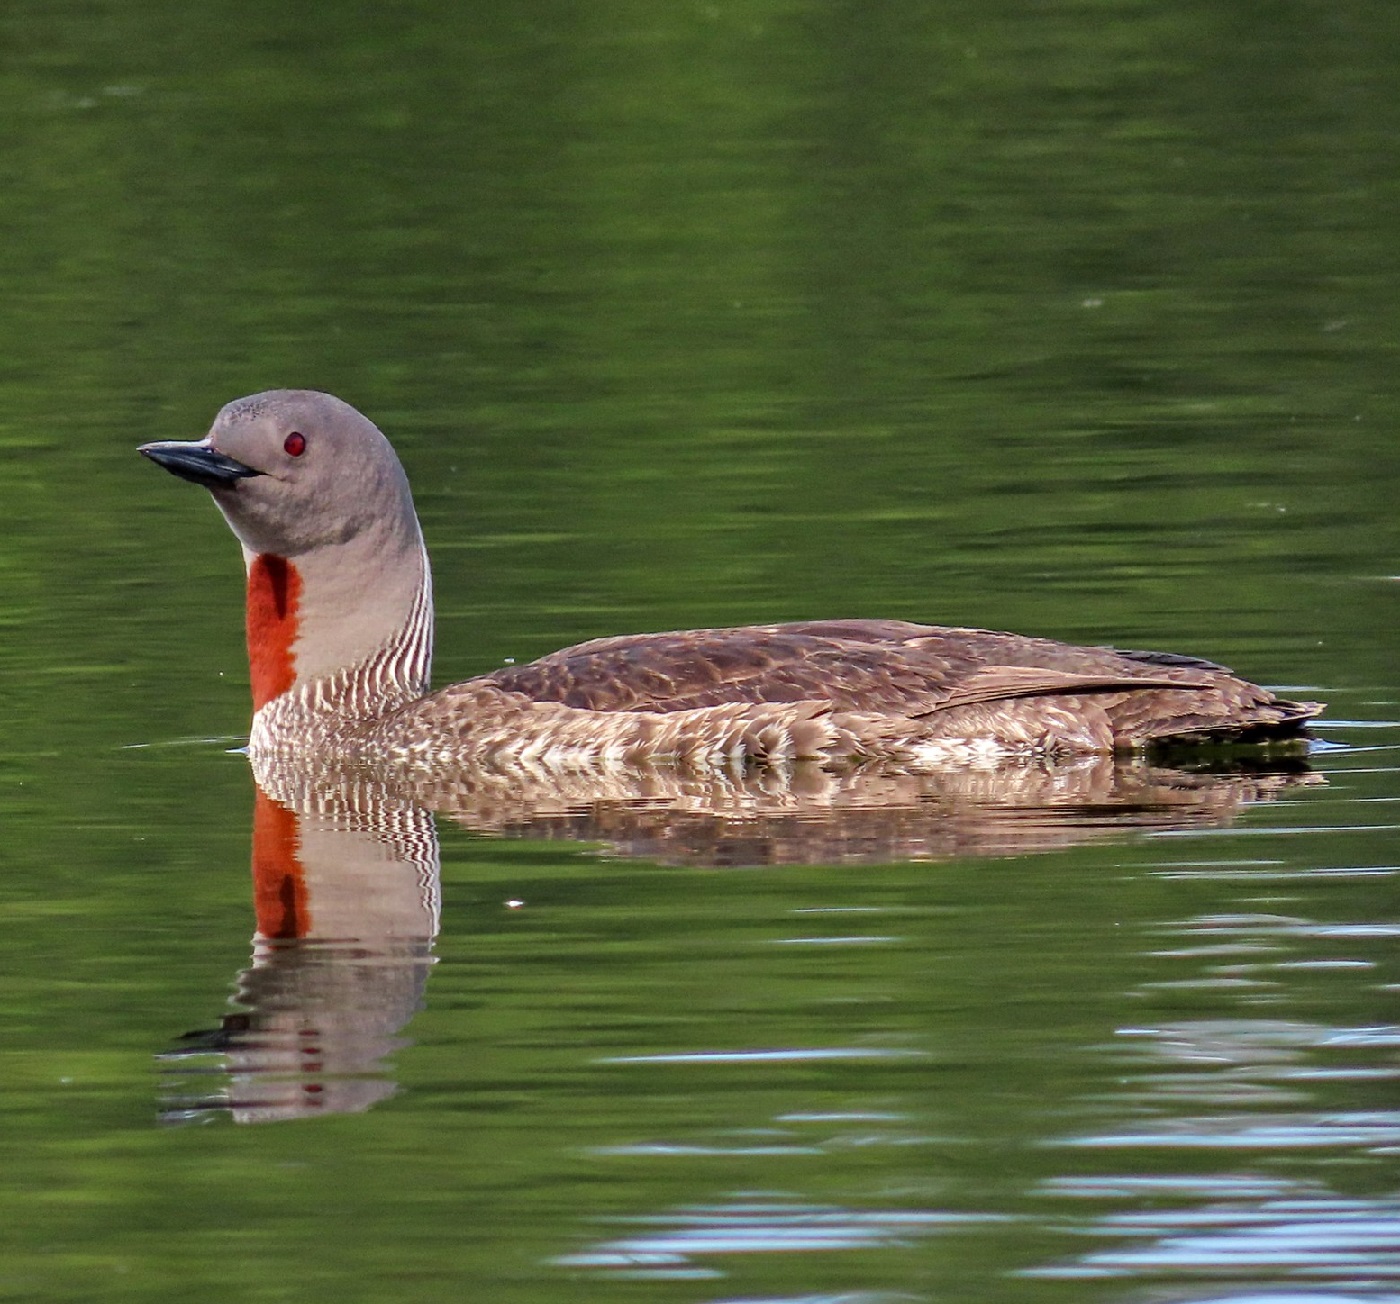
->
[532,757,1398,1295]
[1032,1174,1400,1291]
[263,749,1316,868]
[160,750,1313,1125]
[1032,1176,1400,1294]
[554,1197,1001,1278]
[1028,897,1400,1296]
[159,786,440,1125]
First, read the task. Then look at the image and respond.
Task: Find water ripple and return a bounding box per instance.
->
[602,1047,929,1065]
[555,1198,1007,1276]
[1026,1192,1400,1284]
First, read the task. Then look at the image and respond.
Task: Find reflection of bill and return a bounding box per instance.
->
[159,749,1316,1124]
[159,784,439,1126]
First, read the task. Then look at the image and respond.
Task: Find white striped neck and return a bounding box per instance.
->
[247,536,434,750]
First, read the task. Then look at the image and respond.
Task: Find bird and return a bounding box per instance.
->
[139,390,1322,774]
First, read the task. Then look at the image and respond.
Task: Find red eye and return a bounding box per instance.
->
[284,431,307,457]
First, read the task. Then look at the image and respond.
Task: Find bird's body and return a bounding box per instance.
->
[140,390,1322,773]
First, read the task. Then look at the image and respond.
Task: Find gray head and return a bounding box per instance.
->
[141,391,434,709]
[140,389,420,559]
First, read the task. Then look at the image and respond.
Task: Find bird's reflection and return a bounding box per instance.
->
[158,785,440,1125]
[159,750,1317,1123]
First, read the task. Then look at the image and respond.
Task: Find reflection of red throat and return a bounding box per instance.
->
[247,553,301,710]
[251,787,309,939]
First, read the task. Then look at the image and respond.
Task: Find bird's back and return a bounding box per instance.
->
[479,618,1320,752]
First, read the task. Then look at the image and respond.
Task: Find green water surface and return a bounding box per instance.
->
[2,2,1398,1301]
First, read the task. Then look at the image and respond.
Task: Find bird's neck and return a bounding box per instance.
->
[244,527,434,737]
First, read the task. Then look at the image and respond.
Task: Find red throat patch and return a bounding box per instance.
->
[251,787,310,939]
[246,553,302,710]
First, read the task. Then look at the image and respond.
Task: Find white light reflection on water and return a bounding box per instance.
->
[1150,915,1400,941]
[1058,1113,1400,1149]
[592,1123,939,1159]
[602,1047,930,1065]
[1026,879,1400,1295]
[1033,1175,1400,1293]
[770,936,902,947]
[555,1198,1007,1278]
[1025,1189,1400,1282]
[1169,1295,1400,1303]
[1151,863,1398,881]
[708,1293,923,1304]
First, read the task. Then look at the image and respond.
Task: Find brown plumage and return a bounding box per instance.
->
[139,391,1323,773]
[484,619,1306,740]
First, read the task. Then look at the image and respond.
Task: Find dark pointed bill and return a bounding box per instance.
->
[139,440,264,489]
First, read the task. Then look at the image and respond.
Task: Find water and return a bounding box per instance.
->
[2,2,1399,1300]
